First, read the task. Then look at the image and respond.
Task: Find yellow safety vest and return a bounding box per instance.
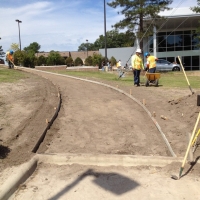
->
[147,56,157,69]
[131,54,144,70]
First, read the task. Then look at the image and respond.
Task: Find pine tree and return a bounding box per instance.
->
[108,0,172,49]
[0,46,5,58]
[191,0,200,47]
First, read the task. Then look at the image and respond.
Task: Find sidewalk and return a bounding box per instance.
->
[1,154,200,200]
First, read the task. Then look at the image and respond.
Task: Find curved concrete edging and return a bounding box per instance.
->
[16,66,176,157]
[0,156,38,200]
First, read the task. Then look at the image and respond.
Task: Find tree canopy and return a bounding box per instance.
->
[24,42,41,54]
[0,46,5,58]
[78,29,135,51]
[107,0,172,49]
[191,0,200,46]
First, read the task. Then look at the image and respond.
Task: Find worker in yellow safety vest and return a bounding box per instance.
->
[145,52,158,73]
[131,49,144,87]
[6,50,14,69]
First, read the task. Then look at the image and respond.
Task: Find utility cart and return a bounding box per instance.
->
[145,73,161,87]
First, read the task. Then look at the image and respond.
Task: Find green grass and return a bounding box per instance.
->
[50,70,200,89]
[0,68,27,83]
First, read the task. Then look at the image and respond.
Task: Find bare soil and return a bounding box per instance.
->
[1,67,200,198]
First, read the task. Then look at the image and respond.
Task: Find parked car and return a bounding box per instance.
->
[144,59,181,72]
[0,58,5,64]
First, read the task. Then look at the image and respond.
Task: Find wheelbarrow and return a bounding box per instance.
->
[145,72,161,87]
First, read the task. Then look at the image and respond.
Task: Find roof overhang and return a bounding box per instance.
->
[154,15,200,31]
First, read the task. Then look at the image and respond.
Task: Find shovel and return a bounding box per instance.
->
[171,111,200,180]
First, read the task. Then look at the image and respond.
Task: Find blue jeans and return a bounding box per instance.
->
[133,69,141,85]
[149,67,156,73]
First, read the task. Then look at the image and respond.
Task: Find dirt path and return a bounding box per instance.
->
[1,68,200,165]
[1,68,200,199]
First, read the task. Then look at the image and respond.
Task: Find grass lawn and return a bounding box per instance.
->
[0,65,199,89]
[54,70,200,89]
[0,66,27,83]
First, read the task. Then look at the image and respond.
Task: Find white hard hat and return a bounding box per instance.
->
[136,49,142,53]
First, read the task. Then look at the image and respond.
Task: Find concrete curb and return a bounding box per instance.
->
[0,156,38,200]
[37,153,182,167]
[1,153,197,199]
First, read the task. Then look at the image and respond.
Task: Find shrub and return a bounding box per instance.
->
[74,57,83,66]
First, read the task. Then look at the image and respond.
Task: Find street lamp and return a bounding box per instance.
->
[86,39,88,57]
[15,19,22,51]
[104,0,107,62]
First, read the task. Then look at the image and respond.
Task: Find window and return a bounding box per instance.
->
[183,56,191,70]
[192,56,199,66]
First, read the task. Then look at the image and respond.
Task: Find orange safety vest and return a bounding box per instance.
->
[6,52,13,61]
[131,54,144,70]
[147,56,157,69]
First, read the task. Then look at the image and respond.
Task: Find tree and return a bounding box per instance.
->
[92,53,103,68]
[46,51,65,66]
[11,43,19,51]
[66,57,74,66]
[78,29,135,51]
[95,29,135,48]
[0,46,5,58]
[191,0,200,47]
[191,0,200,13]
[13,50,24,66]
[74,57,83,66]
[85,56,93,66]
[37,55,47,66]
[24,42,41,54]
[110,56,117,67]
[78,43,96,51]
[107,0,172,49]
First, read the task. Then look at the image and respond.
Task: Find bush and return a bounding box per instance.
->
[110,56,117,67]
[74,57,83,66]
[92,54,103,68]
[66,57,74,66]
[85,56,93,66]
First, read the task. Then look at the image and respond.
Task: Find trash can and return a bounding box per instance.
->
[197,95,200,106]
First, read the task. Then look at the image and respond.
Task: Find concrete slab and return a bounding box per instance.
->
[1,154,200,200]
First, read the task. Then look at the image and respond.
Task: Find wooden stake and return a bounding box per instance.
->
[130,89,132,95]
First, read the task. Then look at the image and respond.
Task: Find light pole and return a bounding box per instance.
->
[15,19,22,51]
[86,39,88,57]
[104,0,107,62]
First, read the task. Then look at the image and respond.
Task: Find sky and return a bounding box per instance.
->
[0,0,198,53]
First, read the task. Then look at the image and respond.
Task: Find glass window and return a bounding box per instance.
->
[184,30,191,34]
[166,35,174,48]
[183,56,191,67]
[157,32,166,36]
[167,57,175,63]
[174,31,183,34]
[192,34,200,50]
[157,36,166,47]
[183,35,191,50]
[192,56,199,66]
[148,36,153,50]
[174,35,183,45]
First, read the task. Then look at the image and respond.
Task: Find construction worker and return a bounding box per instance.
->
[116,60,123,77]
[131,49,144,87]
[6,50,14,69]
[145,52,158,73]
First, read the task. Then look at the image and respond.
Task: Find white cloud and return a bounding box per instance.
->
[0,0,197,53]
